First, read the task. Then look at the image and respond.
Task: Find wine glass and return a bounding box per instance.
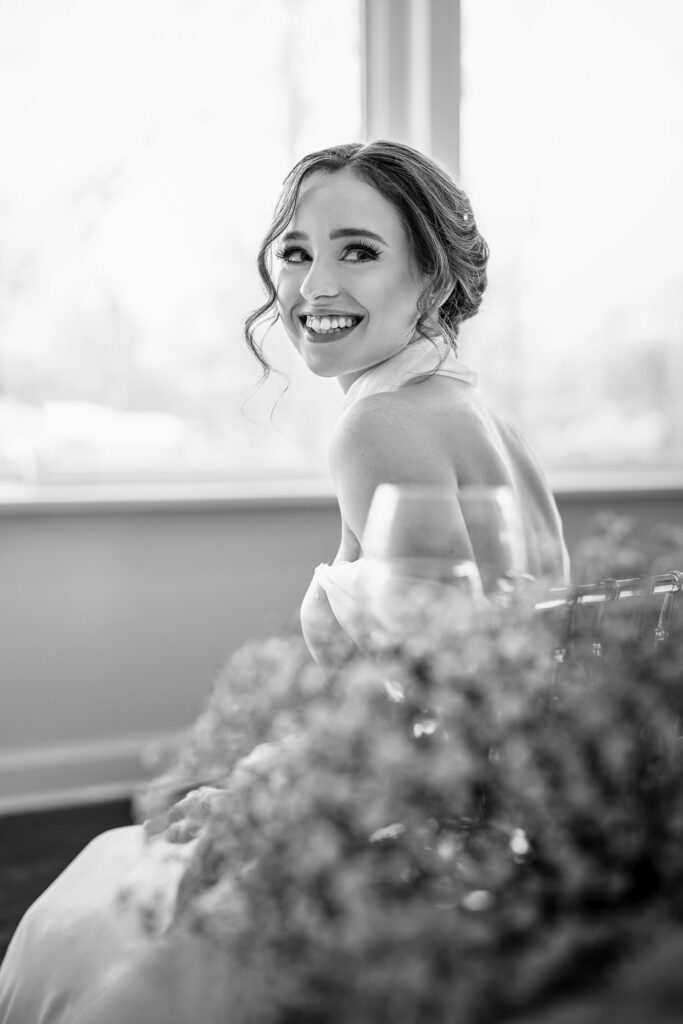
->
[359,483,486,647]
[457,484,530,599]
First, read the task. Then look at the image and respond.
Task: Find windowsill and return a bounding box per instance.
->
[547,469,683,503]
[0,478,339,514]
[0,470,682,515]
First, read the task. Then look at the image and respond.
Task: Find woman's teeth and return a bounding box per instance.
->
[305,315,359,335]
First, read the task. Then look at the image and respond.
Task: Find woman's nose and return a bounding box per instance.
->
[299,258,340,302]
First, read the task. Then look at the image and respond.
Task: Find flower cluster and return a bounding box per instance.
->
[139,515,683,1023]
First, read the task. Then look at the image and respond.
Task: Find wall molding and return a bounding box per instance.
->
[0,730,181,815]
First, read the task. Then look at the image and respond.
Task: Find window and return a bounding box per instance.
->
[0,0,360,487]
[459,0,683,486]
[3,0,680,495]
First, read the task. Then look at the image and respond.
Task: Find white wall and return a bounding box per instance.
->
[0,497,338,811]
[1,489,681,812]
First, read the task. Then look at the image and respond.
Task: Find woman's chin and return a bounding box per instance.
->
[298,343,349,378]
[305,363,343,380]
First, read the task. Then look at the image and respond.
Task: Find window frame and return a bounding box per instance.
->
[363,0,461,178]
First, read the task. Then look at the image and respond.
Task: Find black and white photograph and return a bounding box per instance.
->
[1,2,682,1021]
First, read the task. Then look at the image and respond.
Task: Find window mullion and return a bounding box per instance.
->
[362,0,461,176]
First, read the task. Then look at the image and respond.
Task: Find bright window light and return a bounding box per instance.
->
[459,0,683,480]
[0,0,360,484]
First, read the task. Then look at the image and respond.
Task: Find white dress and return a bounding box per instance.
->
[0,828,232,1023]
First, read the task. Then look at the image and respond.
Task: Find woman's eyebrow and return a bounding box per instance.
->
[281,228,388,244]
[329,228,388,244]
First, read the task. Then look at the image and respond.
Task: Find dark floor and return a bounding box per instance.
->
[0,799,133,962]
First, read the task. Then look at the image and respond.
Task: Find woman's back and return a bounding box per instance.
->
[407,373,568,583]
[333,371,569,586]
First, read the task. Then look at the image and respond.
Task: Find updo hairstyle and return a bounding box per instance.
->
[244,140,489,377]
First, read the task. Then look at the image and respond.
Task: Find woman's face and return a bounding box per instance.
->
[275,168,426,392]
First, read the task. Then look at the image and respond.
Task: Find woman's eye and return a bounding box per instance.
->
[275,246,310,264]
[342,243,382,262]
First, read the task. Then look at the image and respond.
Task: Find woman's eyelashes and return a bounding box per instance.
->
[343,241,382,262]
[274,245,309,264]
[275,241,382,264]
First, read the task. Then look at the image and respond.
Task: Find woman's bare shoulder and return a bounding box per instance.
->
[330,391,409,459]
[333,372,475,443]
[329,389,455,480]
[328,391,456,546]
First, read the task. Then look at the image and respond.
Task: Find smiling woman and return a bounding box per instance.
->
[244,139,568,665]
[246,140,487,384]
[0,142,572,1020]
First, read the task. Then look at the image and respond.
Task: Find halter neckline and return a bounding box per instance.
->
[342,336,478,408]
